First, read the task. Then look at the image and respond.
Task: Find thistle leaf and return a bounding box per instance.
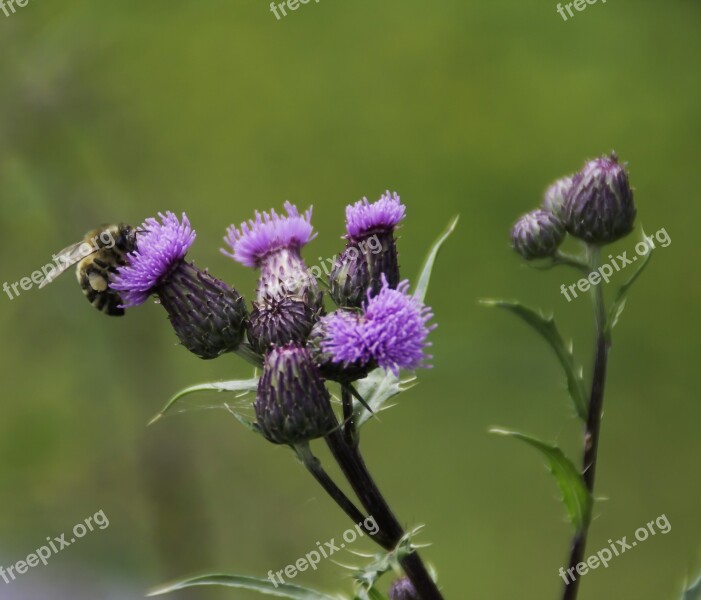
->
[353,371,417,428]
[148,377,259,425]
[682,575,701,600]
[414,215,459,304]
[481,299,588,421]
[147,574,344,599]
[491,429,592,531]
[606,242,652,337]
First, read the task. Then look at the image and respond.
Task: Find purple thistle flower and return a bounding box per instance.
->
[389,577,420,600]
[112,211,196,307]
[321,277,434,375]
[308,310,375,382]
[113,211,247,359]
[344,191,406,241]
[330,191,406,307]
[223,202,322,349]
[222,201,316,268]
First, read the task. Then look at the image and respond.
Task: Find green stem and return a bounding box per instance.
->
[325,389,443,600]
[561,246,610,600]
[295,443,388,546]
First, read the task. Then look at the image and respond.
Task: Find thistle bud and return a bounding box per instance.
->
[330,191,405,307]
[562,152,636,245]
[112,212,248,359]
[254,343,334,445]
[389,577,420,600]
[543,175,574,219]
[511,209,565,260]
[158,263,248,359]
[247,298,318,355]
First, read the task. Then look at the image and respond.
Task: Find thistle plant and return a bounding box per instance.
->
[106,195,456,600]
[484,152,651,600]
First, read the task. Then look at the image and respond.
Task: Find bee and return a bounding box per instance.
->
[39,224,138,316]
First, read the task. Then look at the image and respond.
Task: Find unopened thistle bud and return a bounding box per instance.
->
[112,212,248,359]
[223,202,322,350]
[330,191,405,308]
[254,343,334,445]
[562,152,637,245]
[389,577,420,600]
[247,298,318,355]
[543,175,574,219]
[511,209,565,260]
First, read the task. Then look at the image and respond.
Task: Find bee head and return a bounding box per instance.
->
[115,224,138,253]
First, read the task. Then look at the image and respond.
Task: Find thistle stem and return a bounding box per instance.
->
[341,384,358,446]
[561,247,610,600]
[295,443,388,546]
[325,389,444,600]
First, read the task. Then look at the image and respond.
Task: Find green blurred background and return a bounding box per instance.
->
[1,1,699,598]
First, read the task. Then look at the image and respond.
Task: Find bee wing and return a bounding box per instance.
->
[38,241,99,288]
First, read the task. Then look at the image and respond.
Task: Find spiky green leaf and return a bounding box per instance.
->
[491,429,592,531]
[606,242,652,338]
[415,215,459,304]
[682,575,701,600]
[481,299,588,421]
[147,574,343,599]
[352,371,416,428]
[148,377,259,425]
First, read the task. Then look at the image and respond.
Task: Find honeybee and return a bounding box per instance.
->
[39,224,138,316]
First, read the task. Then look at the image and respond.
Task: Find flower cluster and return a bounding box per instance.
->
[110,192,434,446]
[511,152,637,260]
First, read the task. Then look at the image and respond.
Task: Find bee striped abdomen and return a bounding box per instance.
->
[77,255,125,316]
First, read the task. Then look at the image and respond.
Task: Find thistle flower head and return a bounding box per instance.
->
[511,209,565,260]
[222,202,322,314]
[308,310,375,382]
[543,175,574,219]
[322,277,433,375]
[331,191,405,307]
[113,212,247,358]
[254,343,333,445]
[112,211,195,306]
[389,577,420,600]
[345,191,406,241]
[222,201,315,268]
[562,152,636,245]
